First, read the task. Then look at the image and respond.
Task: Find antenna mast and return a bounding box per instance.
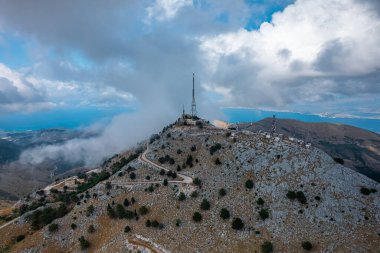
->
[191,73,197,118]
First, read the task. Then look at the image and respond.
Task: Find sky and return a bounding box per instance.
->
[0,0,380,165]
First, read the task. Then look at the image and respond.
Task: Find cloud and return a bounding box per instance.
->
[146,0,192,22]
[198,0,380,112]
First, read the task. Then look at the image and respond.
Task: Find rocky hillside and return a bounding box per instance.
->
[238,118,380,183]
[0,121,379,253]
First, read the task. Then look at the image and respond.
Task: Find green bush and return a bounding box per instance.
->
[16,234,25,242]
[231,218,244,230]
[296,191,307,204]
[200,199,211,210]
[88,225,95,234]
[123,198,130,207]
[106,204,116,219]
[193,178,202,186]
[139,206,149,216]
[129,172,136,180]
[256,198,265,205]
[259,209,269,220]
[192,212,202,222]
[71,223,77,230]
[79,236,90,250]
[191,191,199,198]
[209,143,222,155]
[286,191,296,200]
[86,205,95,216]
[178,192,186,201]
[124,226,131,233]
[219,188,227,197]
[302,241,313,251]
[48,223,59,232]
[163,179,168,186]
[261,241,273,253]
[360,187,377,195]
[220,208,230,220]
[245,180,254,189]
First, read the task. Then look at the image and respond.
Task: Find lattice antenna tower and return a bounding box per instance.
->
[191,73,197,118]
[271,114,277,136]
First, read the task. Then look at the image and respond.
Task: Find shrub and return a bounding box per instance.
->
[286,191,296,200]
[296,191,307,204]
[175,219,181,227]
[193,178,202,186]
[191,191,198,198]
[259,209,269,220]
[177,149,182,154]
[192,212,202,222]
[261,241,273,253]
[200,199,210,210]
[360,187,377,195]
[129,172,136,180]
[107,204,116,219]
[256,198,265,205]
[160,169,165,175]
[123,198,130,207]
[88,225,95,233]
[245,180,254,189]
[219,188,227,197]
[220,208,230,220]
[186,155,194,167]
[231,218,244,230]
[116,204,128,218]
[209,143,222,155]
[48,223,59,232]
[178,192,186,201]
[71,223,77,230]
[190,145,196,151]
[215,158,222,165]
[105,181,112,190]
[151,220,159,228]
[125,210,135,220]
[86,205,95,216]
[333,157,344,165]
[163,179,168,186]
[139,206,149,216]
[124,226,131,233]
[226,132,231,137]
[79,236,90,250]
[16,234,25,242]
[302,241,313,251]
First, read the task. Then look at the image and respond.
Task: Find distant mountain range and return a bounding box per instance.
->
[237,118,380,182]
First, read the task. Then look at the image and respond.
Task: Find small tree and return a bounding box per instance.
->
[219,188,227,197]
[129,172,136,180]
[256,198,265,205]
[139,206,149,216]
[160,169,165,175]
[220,208,230,220]
[192,212,202,222]
[200,199,211,210]
[191,191,198,198]
[261,241,273,253]
[123,198,130,207]
[178,192,186,201]
[79,236,90,250]
[16,234,25,242]
[286,190,296,200]
[231,218,244,230]
[302,241,313,251]
[71,223,77,230]
[86,205,95,216]
[124,226,131,233]
[193,178,202,186]
[163,179,168,186]
[88,225,95,234]
[107,204,116,219]
[146,220,152,227]
[259,209,269,220]
[245,180,254,189]
[215,158,222,165]
[105,181,112,190]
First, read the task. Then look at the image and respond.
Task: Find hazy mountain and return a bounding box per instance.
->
[237,118,380,183]
[0,120,378,252]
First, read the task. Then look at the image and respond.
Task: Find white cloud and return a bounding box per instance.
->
[199,0,380,109]
[146,0,192,22]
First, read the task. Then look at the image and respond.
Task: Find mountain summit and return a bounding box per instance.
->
[0,120,379,252]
